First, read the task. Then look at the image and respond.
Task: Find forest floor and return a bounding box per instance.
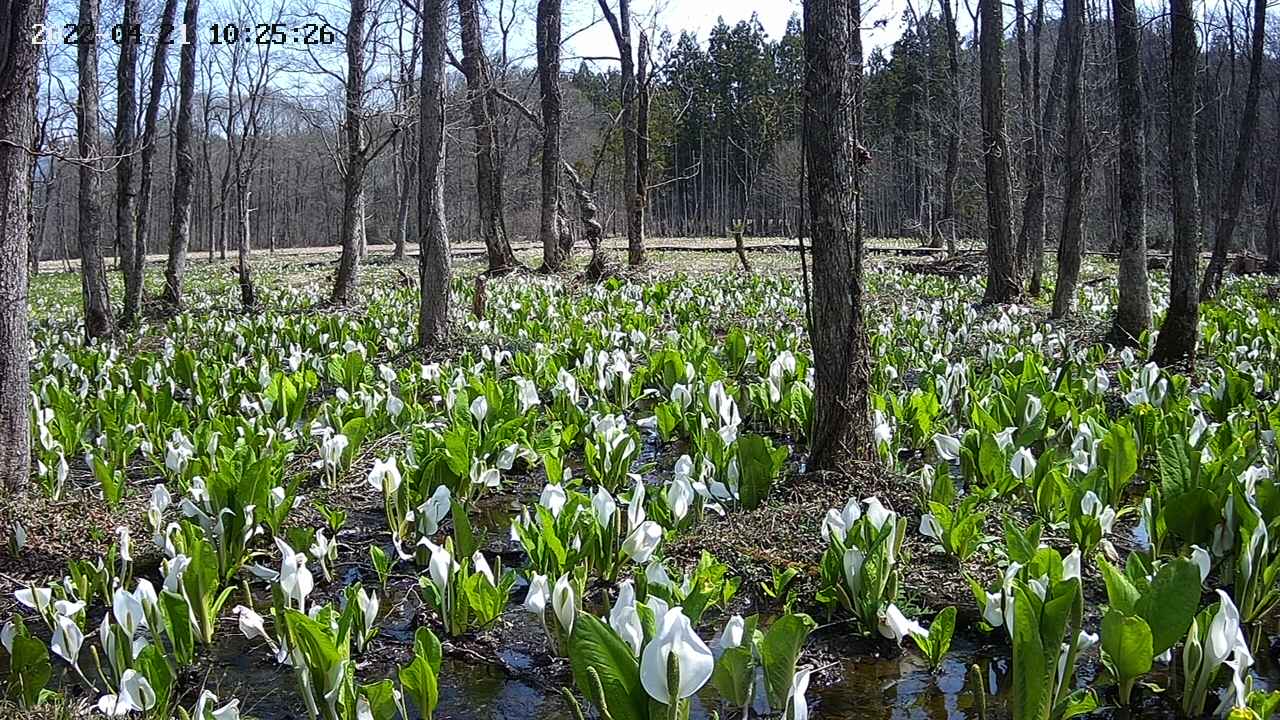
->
[6,243,1280,719]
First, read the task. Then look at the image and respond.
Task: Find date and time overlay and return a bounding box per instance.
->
[31,20,337,46]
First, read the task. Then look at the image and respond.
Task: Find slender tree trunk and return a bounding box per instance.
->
[1107,0,1152,344]
[537,0,566,270]
[1050,0,1088,318]
[134,0,180,319]
[633,31,649,264]
[458,0,517,274]
[938,0,961,253]
[804,0,873,471]
[1267,105,1280,273]
[238,189,255,307]
[0,0,45,491]
[1200,0,1266,299]
[419,0,452,345]
[393,136,413,260]
[979,0,1020,303]
[1016,0,1047,285]
[1153,0,1202,364]
[598,0,645,265]
[116,0,142,327]
[163,0,200,307]
[332,0,370,304]
[76,0,115,340]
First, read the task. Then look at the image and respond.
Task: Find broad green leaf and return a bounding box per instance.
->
[359,680,399,720]
[1101,610,1152,687]
[567,614,647,720]
[758,613,816,711]
[1134,558,1201,655]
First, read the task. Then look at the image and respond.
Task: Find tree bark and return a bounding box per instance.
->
[1016,0,1047,285]
[76,0,115,340]
[458,0,517,274]
[332,0,370,304]
[597,0,645,265]
[419,0,452,346]
[1049,0,1088,318]
[633,31,649,265]
[804,0,873,471]
[1267,101,1280,273]
[979,0,1020,303]
[134,0,180,319]
[0,0,45,491]
[537,0,565,271]
[163,0,200,307]
[1152,0,1202,364]
[937,0,961,253]
[238,191,255,306]
[1200,0,1266,299]
[1106,0,1153,345]
[116,0,141,327]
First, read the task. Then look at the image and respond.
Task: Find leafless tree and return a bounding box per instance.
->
[979,0,1019,303]
[1050,0,1088,318]
[804,0,873,471]
[419,0,452,345]
[1106,0,1152,344]
[116,0,142,327]
[458,0,519,273]
[133,0,181,318]
[536,0,566,270]
[76,0,115,339]
[0,0,46,490]
[1153,0,1202,364]
[163,0,201,307]
[1201,0,1267,299]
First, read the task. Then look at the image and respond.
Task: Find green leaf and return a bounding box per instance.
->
[567,614,647,720]
[758,613,816,711]
[737,434,787,511]
[1101,610,1152,691]
[451,500,477,558]
[399,628,441,720]
[1134,558,1201,655]
[1161,488,1218,546]
[709,645,756,709]
[8,635,51,708]
[1098,558,1140,614]
[1012,586,1049,720]
[359,680,399,720]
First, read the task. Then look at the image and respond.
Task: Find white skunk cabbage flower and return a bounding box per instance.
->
[639,606,714,703]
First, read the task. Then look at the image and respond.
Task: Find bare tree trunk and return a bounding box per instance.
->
[116,0,142,327]
[134,0,180,319]
[804,0,873,471]
[332,0,370,304]
[633,31,649,264]
[979,0,1020,303]
[76,0,115,340]
[458,0,517,274]
[393,136,413,260]
[1200,0,1266,299]
[0,0,44,491]
[1268,102,1280,274]
[163,0,200,307]
[1106,0,1152,345]
[1016,0,1047,284]
[938,0,961,253]
[419,0,452,346]
[537,0,566,271]
[1050,0,1088,318]
[238,191,255,307]
[1153,0,1201,364]
[598,0,645,265]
